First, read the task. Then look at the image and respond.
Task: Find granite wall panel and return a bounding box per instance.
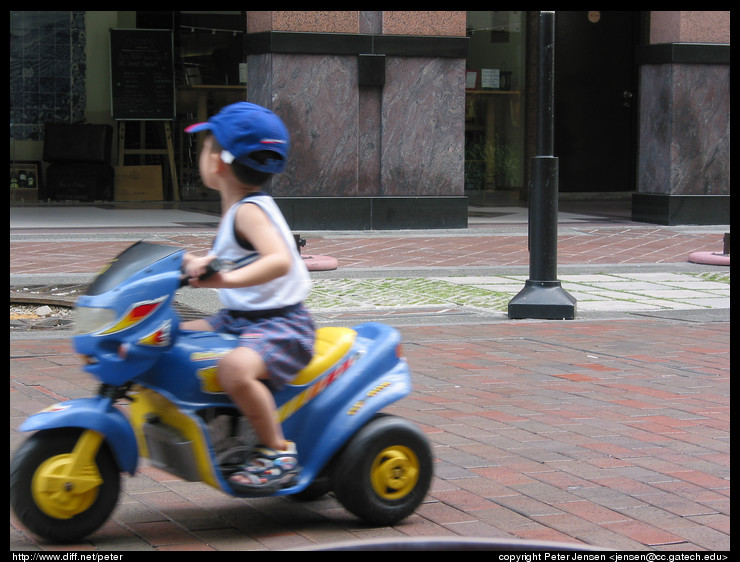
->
[381,57,465,196]
[249,52,465,199]
[249,53,359,197]
[638,63,729,196]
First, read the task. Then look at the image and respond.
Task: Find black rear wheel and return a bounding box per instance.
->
[332,415,432,525]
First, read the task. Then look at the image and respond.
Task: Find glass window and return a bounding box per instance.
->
[177,11,245,87]
[10,11,86,140]
[465,11,526,203]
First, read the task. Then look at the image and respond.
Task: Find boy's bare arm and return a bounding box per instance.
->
[188,204,291,289]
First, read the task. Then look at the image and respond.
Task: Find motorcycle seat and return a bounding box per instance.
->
[291,327,357,386]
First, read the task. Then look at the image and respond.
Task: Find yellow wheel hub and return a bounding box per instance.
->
[31,431,104,519]
[370,445,420,500]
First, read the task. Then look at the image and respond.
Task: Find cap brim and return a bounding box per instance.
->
[184,122,212,133]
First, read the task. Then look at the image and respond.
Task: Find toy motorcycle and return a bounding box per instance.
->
[10,241,433,544]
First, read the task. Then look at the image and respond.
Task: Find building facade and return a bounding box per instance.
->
[244,11,468,229]
[9,11,730,227]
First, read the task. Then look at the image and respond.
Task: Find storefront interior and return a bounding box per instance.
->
[11,11,528,207]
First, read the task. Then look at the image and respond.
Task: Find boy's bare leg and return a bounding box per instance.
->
[217,346,286,451]
[180,319,215,332]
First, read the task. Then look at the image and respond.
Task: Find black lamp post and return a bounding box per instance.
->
[508,11,576,320]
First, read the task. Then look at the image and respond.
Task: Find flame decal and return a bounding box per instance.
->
[277,352,360,422]
[139,319,172,347]
[98,296,166,335]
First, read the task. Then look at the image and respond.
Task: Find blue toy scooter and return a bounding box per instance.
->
[10,241,433,544]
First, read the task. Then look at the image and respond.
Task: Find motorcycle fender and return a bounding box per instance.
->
[292,363,412,482]
[19,397,138,475]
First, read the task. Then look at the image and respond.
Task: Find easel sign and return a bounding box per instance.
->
[110,29,174,121]
[110,29,178,199]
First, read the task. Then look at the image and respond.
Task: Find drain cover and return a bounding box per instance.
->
[10,284,205,330]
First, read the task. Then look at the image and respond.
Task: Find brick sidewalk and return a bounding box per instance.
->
[9,227,727,275]
[10,318,729,551]
[10,215,730,551]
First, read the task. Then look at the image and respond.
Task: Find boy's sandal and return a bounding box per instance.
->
[228,443,299,494]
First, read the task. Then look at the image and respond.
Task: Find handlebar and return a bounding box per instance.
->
[179,258,223,288]
[202,258,225,278]
[179,254,259,287]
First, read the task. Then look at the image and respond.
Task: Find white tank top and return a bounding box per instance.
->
[211,193,311,311]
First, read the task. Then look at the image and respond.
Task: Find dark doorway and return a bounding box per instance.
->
[553,11,641,192]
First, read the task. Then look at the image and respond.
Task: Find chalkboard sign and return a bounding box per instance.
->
[110,29,174,120]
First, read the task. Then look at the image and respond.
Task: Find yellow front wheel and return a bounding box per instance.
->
[11,428,121,543]
[333,415,433,525]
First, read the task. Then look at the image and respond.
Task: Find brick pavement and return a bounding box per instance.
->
[10,318,730,551]
[10,210,730,551]
[9,227,727,274]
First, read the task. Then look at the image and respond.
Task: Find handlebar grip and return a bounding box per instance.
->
[199,258,223,279]
[180,254,257,287]
[179,257,223,287]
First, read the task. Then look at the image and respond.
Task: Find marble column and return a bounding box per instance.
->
[632,12,730,225]
[244,11,468,229]
[634,49,729,225]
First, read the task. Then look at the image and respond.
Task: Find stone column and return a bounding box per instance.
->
[245,11,468,229]
[632,11,730,225]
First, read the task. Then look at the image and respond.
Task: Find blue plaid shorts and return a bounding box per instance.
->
[205,303,315,391]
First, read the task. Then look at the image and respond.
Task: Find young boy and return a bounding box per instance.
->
[181,102,314,494]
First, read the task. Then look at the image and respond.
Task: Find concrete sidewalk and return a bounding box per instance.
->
[10,204,730,551]
[9,203,731,323]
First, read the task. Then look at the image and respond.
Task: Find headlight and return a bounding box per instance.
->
[73,306,117,335]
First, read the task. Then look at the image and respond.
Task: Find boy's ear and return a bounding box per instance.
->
[206,149,228,175]
[214,152,229,171]
[215,155,236,178]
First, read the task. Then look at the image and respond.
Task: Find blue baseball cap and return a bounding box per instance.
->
[185,102,289,174]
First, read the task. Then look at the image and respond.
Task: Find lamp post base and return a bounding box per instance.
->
[508,280,577,320]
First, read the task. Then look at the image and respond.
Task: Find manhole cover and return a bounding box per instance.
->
[10,284,87,306]
[10,284,205,330]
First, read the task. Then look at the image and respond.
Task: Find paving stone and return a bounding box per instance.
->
[10,215,730,551]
